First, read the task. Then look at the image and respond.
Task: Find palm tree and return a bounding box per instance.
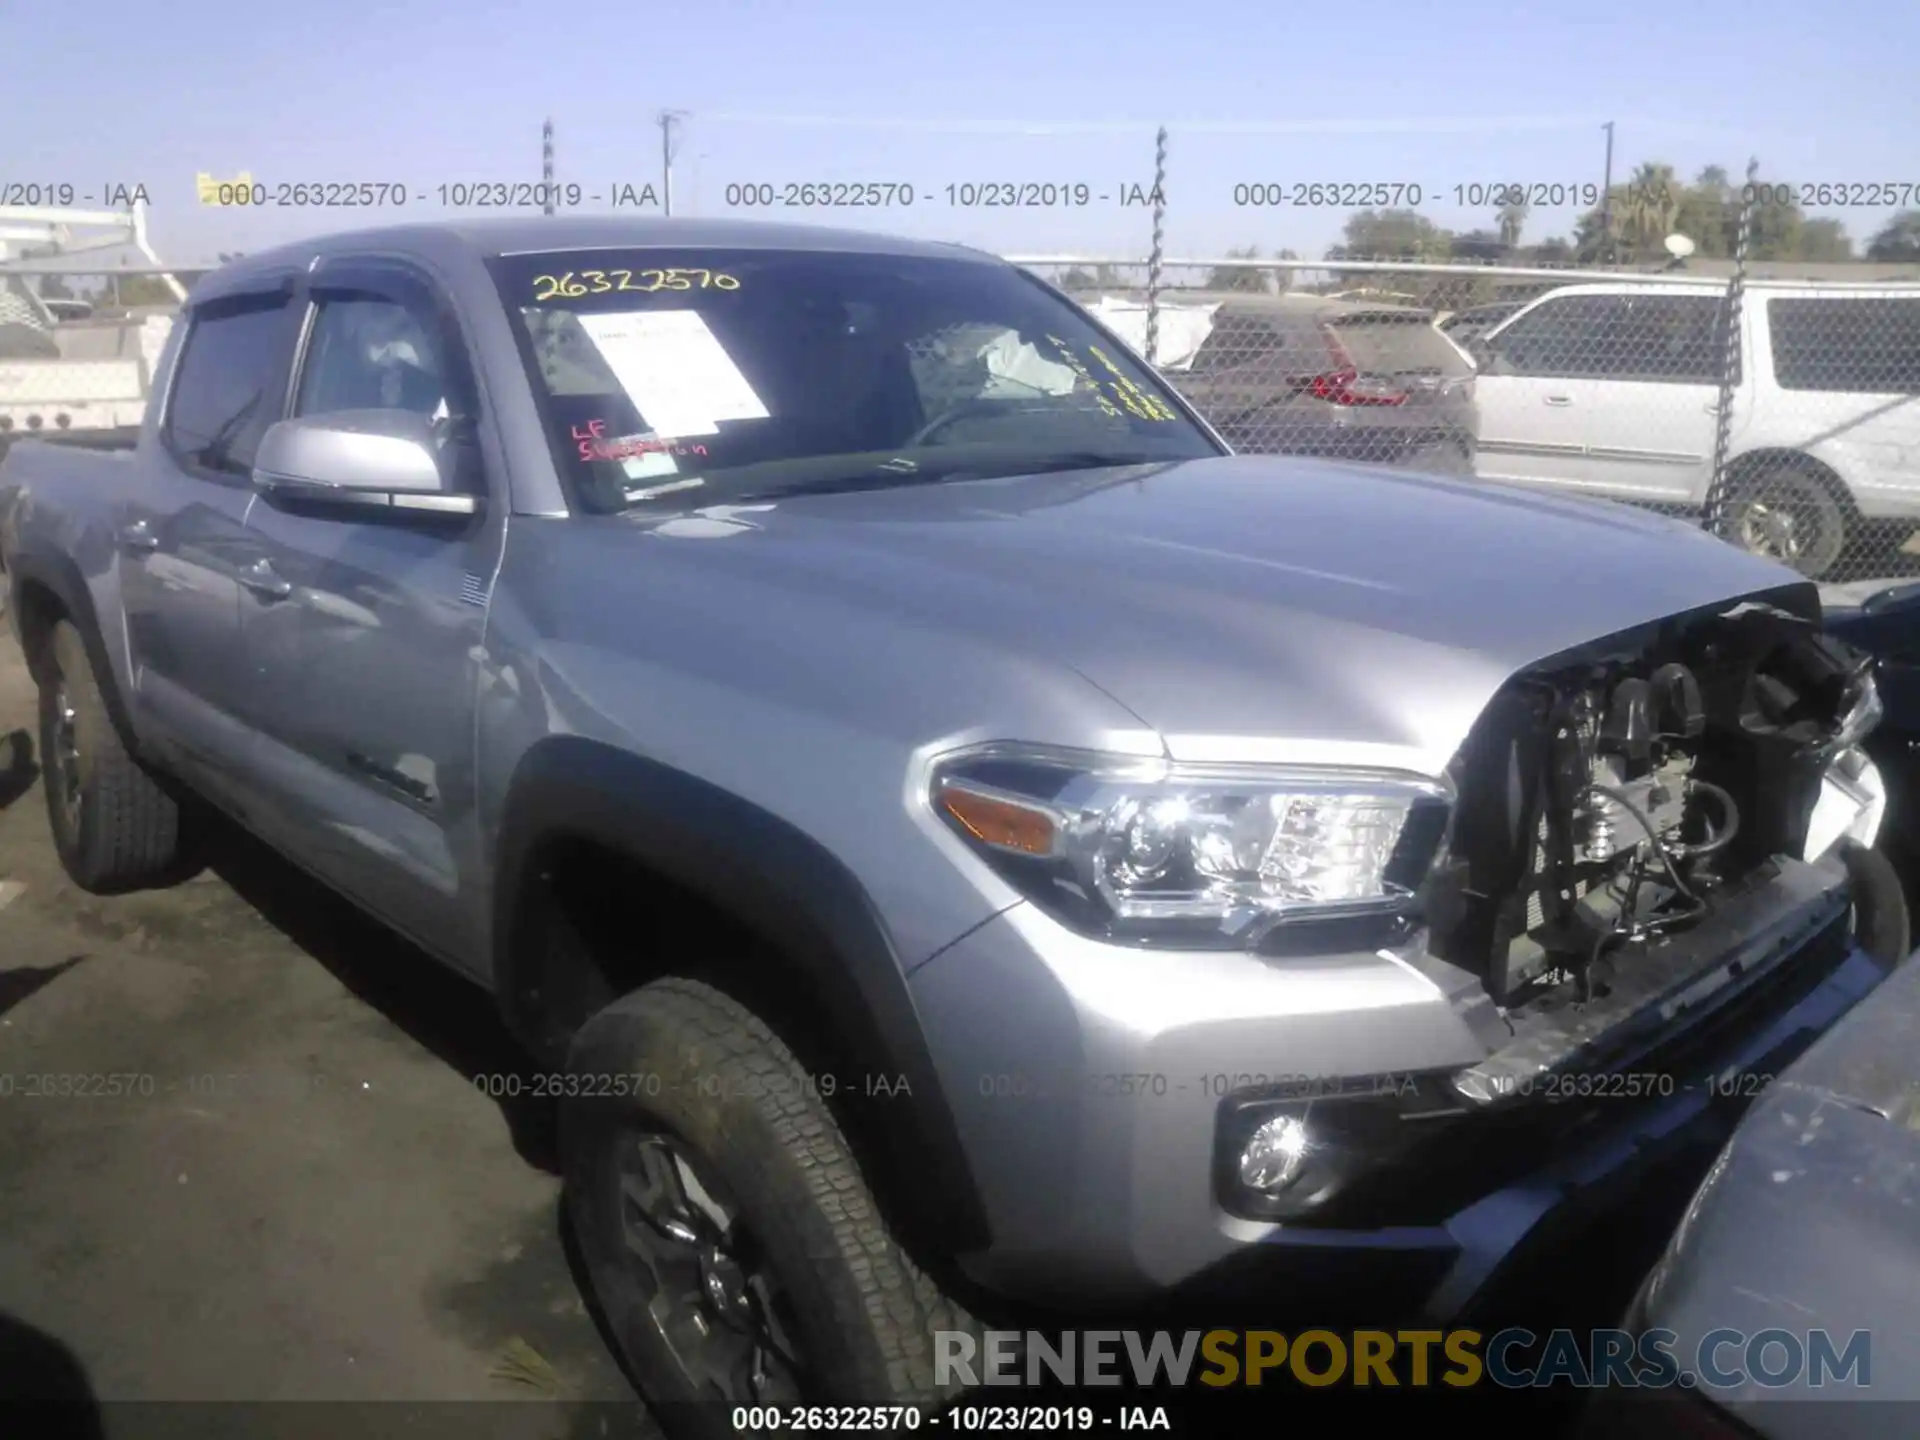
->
[1497,200,1529,251]
[1616,163,1681,260]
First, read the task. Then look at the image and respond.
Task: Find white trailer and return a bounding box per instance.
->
[0,201,185,445]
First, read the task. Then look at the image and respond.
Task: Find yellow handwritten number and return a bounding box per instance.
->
[534,269,741,301]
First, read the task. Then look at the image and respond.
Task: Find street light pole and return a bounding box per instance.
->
[1600,120,1616,262]
[659,111,687,217]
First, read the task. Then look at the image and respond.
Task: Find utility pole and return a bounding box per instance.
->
[1599,120,1615,263]
[659,110,687,217]
[542,117,556,217]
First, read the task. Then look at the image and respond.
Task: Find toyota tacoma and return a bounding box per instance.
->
[0,217,1904,1433]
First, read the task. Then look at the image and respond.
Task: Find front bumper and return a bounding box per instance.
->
[909,850,1894,1315]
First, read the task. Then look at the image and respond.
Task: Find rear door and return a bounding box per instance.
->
[1577,291,1729,504]
[120,281,297,803]
[1759,294,1920,519]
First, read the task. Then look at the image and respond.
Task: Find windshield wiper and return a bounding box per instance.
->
[736,452,1168,501]
[196,393,264,474]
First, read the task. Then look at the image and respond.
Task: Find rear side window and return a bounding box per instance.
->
[1768,298,1920,394]
[163,293,293,476]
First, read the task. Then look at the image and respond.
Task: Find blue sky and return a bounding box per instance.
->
[7,0,1918,267]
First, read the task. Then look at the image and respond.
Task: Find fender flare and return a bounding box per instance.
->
[491,735,991,1251]
[6,549,141,753]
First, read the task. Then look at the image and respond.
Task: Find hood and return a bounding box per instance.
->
[623,455,1813,775]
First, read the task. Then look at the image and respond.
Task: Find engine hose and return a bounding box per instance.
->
[1676,778,1741,857]
[1838,839,1911,968]
[1586,783,1702,905]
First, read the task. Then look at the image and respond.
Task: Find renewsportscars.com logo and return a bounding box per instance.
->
[935,1327,1873,1391]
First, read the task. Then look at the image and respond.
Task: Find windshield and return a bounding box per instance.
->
[487,247,1221,512]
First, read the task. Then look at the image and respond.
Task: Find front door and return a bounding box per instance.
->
[235,261,505,968]
[1472,292,1614,493]
[1474,290,1729,504]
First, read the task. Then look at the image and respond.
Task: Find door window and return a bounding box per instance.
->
[163,293,295,476]
[1491,296,1624,377]
[1492,293,1728,384]
[296,295,451,420]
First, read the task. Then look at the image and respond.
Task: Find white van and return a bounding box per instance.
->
[1469,280,1920,578]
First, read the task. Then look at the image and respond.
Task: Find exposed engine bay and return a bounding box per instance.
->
[1426,593,1883,1009]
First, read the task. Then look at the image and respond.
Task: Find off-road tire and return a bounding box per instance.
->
[37,619,189,892]
[562,978,979,1436]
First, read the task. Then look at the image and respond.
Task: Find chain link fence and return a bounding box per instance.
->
[8,218,1920,588]
[1012,252,1920,590]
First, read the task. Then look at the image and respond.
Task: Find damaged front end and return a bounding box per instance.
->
[1419,587,1894,1091]
[1217,589,1899,1231]
[1429,592,1887,1005]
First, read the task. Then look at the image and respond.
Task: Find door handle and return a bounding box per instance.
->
[117,521,159,553]
[237,559,292,600]
[1544,395,1574,406]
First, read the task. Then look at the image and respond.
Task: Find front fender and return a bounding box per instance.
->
[491,734,991,1252]
[6,547,140,754]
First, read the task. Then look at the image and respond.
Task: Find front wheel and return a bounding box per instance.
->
[561,978,977,1438]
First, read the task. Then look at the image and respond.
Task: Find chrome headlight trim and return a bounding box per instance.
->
[928,741,1453,947]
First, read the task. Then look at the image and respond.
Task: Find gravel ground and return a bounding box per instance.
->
[0,631,653,1439]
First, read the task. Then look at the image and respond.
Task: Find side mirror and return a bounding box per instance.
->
[252,409,479,518]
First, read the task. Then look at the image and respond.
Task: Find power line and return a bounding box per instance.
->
[693,112,1706,137]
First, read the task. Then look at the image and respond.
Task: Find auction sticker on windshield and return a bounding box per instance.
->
[576,309,771,438]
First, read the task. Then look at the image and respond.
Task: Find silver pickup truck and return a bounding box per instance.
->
[0,217,1906,1431]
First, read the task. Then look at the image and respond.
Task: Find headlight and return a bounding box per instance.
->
[929,745,1451,947]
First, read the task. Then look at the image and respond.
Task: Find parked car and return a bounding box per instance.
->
[1576,941,1920,1439]
[1467,281,1920,579]
[1152,291,1478,469]
[0,218,1906,1433]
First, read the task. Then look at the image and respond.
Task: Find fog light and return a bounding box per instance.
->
[1238,1114,1311,1192]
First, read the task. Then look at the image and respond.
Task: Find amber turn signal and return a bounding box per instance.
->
[939,784,1058,856]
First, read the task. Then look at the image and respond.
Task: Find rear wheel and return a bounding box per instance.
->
[561,978,977,1438]
[36,619,191,892]
[1720,464,1849,580]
